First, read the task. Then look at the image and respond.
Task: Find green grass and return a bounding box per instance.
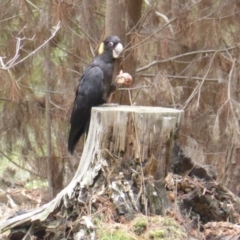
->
[98,229,136,240]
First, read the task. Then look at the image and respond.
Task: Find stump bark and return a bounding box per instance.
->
[0,106,184,237]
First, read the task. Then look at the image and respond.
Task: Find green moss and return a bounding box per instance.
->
[98,229,135,240]
[133,217,147,235]
[162,217,180,228]
[162,217,187,239]
[92,217,101,226]
[168,225,187,238]
[149,229,167,239]
[96,216,188,240]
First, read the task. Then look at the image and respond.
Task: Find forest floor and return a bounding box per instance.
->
[1,169,240,239]
[0,184,201,240]
[1,145,240,239]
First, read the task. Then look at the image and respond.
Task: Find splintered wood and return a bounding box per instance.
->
[1,106,183,236]
[91,105,183,180]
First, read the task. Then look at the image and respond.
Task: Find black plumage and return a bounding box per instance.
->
[68,36,123,154]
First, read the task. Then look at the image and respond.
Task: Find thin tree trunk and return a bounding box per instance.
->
[220,63,240,197]
[44,2,54,198]
[45,62,53,198]
[105,0,143,105]
[105,0,127,99]
[105,0,126,42]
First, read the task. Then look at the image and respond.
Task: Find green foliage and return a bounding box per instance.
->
[51,46,68,65]
[148,217,187,240]
[1,0,240,197]
[149,229,167,239]
[25,178,48,189]
[98,229,136,240]
[96,215,188,240]
[132,217,148,235]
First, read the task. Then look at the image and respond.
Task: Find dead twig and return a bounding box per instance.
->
[136,44,240,73]
[0,21,60,70]
[182,52,217,110]
[0,150,43,178]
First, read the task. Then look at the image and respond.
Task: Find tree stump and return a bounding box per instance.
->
[0,106,184,237]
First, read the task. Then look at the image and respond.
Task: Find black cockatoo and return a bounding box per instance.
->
[68,36,124,154]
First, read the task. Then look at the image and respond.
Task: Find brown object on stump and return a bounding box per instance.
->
[0,106,183,238]
[115,70,133,87]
